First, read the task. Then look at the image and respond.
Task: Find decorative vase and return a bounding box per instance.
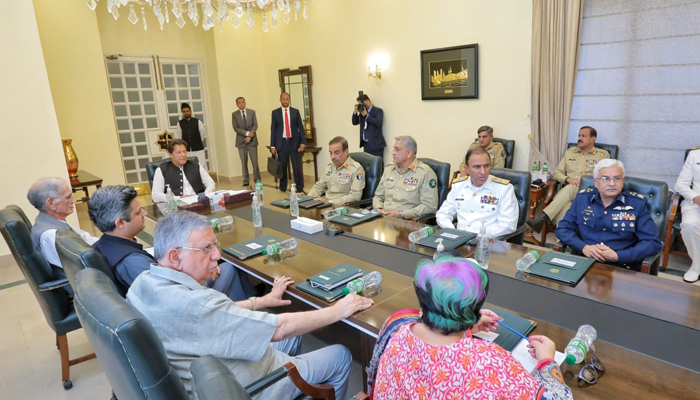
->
[62,139,79,178]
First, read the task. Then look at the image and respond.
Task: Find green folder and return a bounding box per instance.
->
[475,310,536,352]
[527,251,595,285]
[270,196,314,208]
[222,234,283,260]
[296,281,347,302]
[307,264,363,291]
[417,228,476,249]
[329,211,382,226]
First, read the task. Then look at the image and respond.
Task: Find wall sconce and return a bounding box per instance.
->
[368,65,382,79]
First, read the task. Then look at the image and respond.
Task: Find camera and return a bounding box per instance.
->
[356,90,365,113]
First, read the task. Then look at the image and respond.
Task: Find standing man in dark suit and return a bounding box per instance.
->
[352,93,386,160]
[270,92,306,193]
[232,97,260,187]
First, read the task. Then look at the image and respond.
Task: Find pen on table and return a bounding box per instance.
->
[498,318,530,342]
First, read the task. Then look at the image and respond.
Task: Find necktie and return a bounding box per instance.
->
[284,108,291,139]
[242,110,247,125]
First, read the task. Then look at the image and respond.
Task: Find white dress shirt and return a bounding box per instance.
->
[151,162,216,203]
[175,119,207,142]
[40,221,99,269]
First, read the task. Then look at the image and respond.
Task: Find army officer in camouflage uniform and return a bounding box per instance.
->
[308,136,365,205]
[528,126,610,231]
[373,136,438,220]
[556,159,661,271]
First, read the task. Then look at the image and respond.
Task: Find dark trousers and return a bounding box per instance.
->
[278,139,304,192]
[363,144,384,161]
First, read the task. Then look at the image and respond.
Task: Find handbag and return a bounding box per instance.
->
[267,154,283,179]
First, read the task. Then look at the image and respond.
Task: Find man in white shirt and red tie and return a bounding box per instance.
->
[270,92,306,193]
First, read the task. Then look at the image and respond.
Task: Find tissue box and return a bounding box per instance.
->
[291,217,323,234]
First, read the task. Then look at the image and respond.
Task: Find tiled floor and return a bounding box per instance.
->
[1,172,696,399]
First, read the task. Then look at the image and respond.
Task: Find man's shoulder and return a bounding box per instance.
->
[624,190,647,201]
[468,142,480,150]
[490,175,511,186]
[578,187,595,194]
[452,174,469,185]
[592,146,610,157]
[346,157,363,170]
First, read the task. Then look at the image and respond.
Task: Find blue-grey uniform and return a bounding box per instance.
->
[556,187,662,271]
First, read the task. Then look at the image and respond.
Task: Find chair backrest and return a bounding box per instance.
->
[73,268,189,400]
[491,168,531,244]
[418,158,451,208]
[567,142,619,160]
[191,355,252,400]
[349,152,383,201]
[579,175,669,240]
[146,156,200,189]
[56,229,128,297]
[0,205,72,333]
[492,138,515,169]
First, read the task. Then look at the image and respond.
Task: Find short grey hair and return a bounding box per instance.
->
[394,135,418,155]
[593,159,625,179]
[27,177,68,212]
[88,185,138,233]
[153,211,211,261]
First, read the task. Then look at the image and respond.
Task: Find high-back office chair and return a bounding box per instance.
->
[346,152,383,208]
[145,156,200,189]
[663,147,699,267]
[468,138,516,169]
[571,175,669,275]
[491,168,531,245]
[56,229,128,297]
[411,158,451,224]
[0,205,95,390]
[73,268,190,400]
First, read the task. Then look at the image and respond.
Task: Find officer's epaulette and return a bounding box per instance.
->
[491,176,510,185]
[579,187,594,193]
[627,190,646,199]
[452,174,469,184]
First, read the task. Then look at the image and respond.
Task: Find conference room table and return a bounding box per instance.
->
[143,199,700,399]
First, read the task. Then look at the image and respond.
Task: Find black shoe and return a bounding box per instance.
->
[527,214,550,232]
[243,182,249,187]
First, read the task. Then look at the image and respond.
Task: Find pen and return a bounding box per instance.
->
[499,318,530,342]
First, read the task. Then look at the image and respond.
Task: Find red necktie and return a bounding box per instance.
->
[284,108,291,139]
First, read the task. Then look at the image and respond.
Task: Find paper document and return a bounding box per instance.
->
[510,339,566,373]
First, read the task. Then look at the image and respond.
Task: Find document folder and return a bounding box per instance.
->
[222,234,283,260]
[527,251,595,286]
[270,196,314,208]
[416,228,476,249]
[296,281,347,302]
[474,310,536,352]
[329,211,382,226]
[307,264,363,291]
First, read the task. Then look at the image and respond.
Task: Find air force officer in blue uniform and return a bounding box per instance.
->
[270,92,306,193]
[556,159,661,271]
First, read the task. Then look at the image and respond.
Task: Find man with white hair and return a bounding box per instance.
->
[556,159,662,271]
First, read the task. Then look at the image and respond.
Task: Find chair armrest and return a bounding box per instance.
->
[37,278,70,292]
[665,194,681,245]
[349,392,369,400]
[498,225,526,243]
[641,252,661,275]
[282,362,335,400]
[542,180,560,207]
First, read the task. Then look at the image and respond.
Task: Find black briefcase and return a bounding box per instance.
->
[267,155,283,179]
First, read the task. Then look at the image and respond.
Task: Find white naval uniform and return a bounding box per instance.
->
[436,174,519,238]
[674,149,700,278]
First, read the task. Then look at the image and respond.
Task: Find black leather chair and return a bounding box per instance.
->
[73,268,190,400]
[410,158,450,224]
[56,229,129,297]
[469,138,515,169]
[560,175,669,275]
[145,156,200,189]
[0,205,95,389]
[491,168,531,245]
[566,142,619,160]
[345,152,383,208]
[663,147,698,267]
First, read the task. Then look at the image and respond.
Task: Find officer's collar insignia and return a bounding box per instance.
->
[343,163,349,168]
[409,164,416,170]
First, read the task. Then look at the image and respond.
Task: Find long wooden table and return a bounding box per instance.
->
[144,201,700,399]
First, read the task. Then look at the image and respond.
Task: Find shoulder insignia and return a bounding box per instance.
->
[628,191,646,199]
[491,176,510,185]
[429,178,437,188]
[452,174,469,184]
[579,187,594,193]
[356,172,364,180]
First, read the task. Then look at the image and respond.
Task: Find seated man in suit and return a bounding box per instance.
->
[458,125,506,175]
[556,159,662,271]
[89,185,257,301]
[151,138,215,203]
[373,136,438,220]
[437,148,518,237]
[270,92,306,194]
[673,148,700,282]
[307,136,365,205]
[27,177,99,287]
[528,126,610,232]
[127,211,373,399]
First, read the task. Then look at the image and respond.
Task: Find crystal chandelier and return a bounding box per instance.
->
[86,0,313,33]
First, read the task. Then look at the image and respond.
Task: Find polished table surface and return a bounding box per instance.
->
[143,201,700,399]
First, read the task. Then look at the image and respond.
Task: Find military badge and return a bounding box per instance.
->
[356,173,364,180]
[429,179,437,188]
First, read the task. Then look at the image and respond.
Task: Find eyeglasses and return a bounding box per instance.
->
[176,241,221,253]
[595,176,623,183]
[577,354,605,387]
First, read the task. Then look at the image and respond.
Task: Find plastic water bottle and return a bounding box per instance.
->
[251,192,262,228]
[433,238,445,261]
[531,161,539,182]
[210,215,234,234]
[255,180,264,205]
[474,222,490,269]
[541,162,549,182]
[165,184,178,214]
[343,271,383,295]
[408,226,435,243]
[516,250,540,272]
[290,184,299,217]
[262,238,298,256]
[322,206,349,219]
[564,325,598,365]
[264,249,298,265]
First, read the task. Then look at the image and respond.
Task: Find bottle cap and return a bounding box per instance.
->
[528,250,540,260]
[342,287,349,296]
[261,249,267,255]
[564,354,576,365]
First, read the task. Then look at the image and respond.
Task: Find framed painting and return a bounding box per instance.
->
[420,43,479,100]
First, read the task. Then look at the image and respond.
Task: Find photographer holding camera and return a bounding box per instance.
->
[352,92,386,160]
